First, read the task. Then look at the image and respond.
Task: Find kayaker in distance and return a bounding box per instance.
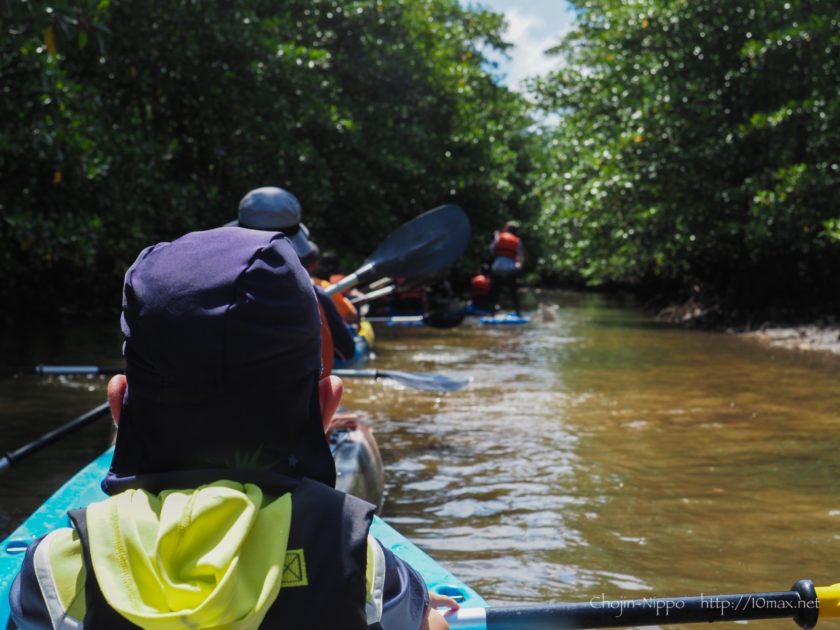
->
[238,186,357,360]
[469,264,494,313]
[9,228,459,629]
[489,220,524,316]
[391,279,428,315]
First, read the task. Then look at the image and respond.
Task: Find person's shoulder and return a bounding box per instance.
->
[366,535,387,624]
[11,528,86,629]
[367,536,429,630]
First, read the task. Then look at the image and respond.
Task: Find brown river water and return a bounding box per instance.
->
[2,290,839,628]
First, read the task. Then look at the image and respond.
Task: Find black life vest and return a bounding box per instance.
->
[68,477,374,629]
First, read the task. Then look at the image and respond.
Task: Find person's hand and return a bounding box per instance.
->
[421,592,460,630]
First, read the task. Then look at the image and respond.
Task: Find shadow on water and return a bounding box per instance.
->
[0,319,122,537]
[3,292,840,629]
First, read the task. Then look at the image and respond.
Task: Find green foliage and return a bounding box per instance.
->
[534,0,840,310]
[0,0,537,319]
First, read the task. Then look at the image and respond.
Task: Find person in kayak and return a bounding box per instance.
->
[390,279,427,315]
[316,251,349,287]
[469,264,493,313]
[306,247,360,328]
[315,250,365,324]
[9,228,458,630]
[489,220,524,316]
[238,186,357,360]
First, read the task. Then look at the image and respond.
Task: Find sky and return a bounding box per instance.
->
[472,0,576,92]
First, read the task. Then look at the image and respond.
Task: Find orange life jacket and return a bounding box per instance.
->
[314,278,358,323]
[494,231,521,261]
[471,274,492,297]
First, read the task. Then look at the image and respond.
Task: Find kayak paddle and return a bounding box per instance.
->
[32,365,470,392]
[350,285,467,329]
[34,364,123,376]
[446,579,837,629]
[0,402,111,473]
[332,369,470,392]
[365,310,466,329]
[325,204,470,296]
[350,284,398,306]
[366,277,395,291]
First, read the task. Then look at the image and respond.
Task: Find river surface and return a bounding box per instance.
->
[2,291,840,628]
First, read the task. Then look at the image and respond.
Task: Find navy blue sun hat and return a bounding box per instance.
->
[238,187,318,261]
[103,227,336,494]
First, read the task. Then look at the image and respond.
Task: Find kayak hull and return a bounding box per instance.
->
[328,418,385,511]
[464,302,494,317]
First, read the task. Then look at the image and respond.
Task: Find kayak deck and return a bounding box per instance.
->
[329,420,386,511]
[0,449,486,625]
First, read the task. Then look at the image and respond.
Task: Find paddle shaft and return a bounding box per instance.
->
[0,402,111,472]
[365,310,466,329]
[366,315,423,323]
[35,364,123,376]
[31,365,468,392]
[333,369,387,379]
[367,277,394,291]
[325,263,374,296]
[351,285,397,305]
[449,580,819,629]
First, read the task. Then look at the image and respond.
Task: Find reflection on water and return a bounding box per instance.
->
[2,292,840,628]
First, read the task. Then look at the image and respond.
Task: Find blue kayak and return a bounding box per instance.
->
[480,312,530,325]
[0,448,487,626]
[369,315,427,327]
[463,302,494,317]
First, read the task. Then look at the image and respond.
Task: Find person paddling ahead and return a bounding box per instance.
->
[237,186,358,359]
[489,220,524,316]
[469,264,493,313]
[9,228,458,629]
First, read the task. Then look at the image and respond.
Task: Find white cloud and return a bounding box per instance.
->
[478,1,575,92]
[502,7,564,89]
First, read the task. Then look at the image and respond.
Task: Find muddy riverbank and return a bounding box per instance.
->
[741,323,840,355]
[651,294,840,356]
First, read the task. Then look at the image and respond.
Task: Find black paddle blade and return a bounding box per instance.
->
[364,205,470,282]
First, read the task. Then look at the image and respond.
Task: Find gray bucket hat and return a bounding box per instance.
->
[237,187,317,260]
